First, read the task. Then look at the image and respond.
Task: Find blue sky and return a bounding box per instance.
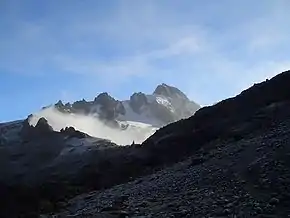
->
[1,0,290,121]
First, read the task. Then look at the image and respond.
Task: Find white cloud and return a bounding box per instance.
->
[29,107,156,145]
[1,0,290,106]
[53,34,203,77]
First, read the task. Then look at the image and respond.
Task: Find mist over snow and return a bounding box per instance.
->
[29,107,157,145]
[26,84,199,145]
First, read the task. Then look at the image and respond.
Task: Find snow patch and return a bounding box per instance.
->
[156,96,175,112]
[118,101,163,127]
[29,107,156,145]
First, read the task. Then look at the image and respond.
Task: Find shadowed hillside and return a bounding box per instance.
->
[1,71,290,217]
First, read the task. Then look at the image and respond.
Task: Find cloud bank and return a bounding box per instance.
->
[29,107,156,145]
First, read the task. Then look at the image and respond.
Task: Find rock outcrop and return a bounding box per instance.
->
[21,117,54,140]
[153,83,189,100]
[94,92,125,120]
[129,92,149,113]
[60,126,88,138]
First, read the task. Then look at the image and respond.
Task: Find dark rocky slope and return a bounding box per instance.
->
[52,70,290,217]
[1,71,290,217]
[53,109,290,217]
[142,71,290,162]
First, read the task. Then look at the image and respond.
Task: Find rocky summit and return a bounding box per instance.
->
[51,83,199,127]
[28,84,200,145]
[1,71,290,217]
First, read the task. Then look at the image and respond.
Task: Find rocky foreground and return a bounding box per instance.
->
[46,102,290,217]
[41,71,290,218]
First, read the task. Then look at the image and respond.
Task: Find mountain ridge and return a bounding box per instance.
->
[51,83,200,126]
[28,83,200,144]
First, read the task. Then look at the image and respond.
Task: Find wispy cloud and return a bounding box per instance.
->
[53,34,202,78]
[1,0,290,110]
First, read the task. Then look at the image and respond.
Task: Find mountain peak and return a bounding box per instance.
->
[153,83,188,100]
[35,84,200,143]
[94,92,117,108]
[129,92,148,113]
[55,100,64,107]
